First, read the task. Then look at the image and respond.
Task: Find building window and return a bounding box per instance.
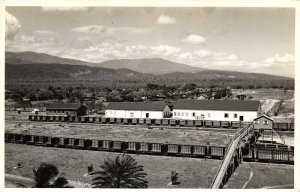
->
[224,113,229,118]
[185,112,188,116]
[201,114,205,120]
[234,114,237,118]
[181,112,184,116]
[174,112,176,116]
[263,120,268,125]
[192,112,195,116]
[130,112,134,117]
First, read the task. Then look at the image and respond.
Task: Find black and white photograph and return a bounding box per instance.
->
[3,1,297,190]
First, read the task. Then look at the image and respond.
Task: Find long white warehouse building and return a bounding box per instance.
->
[105,102,171,119]
[172,99,261,122]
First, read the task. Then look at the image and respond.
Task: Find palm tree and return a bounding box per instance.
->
[33,163,71,188]
[91,154,148,188]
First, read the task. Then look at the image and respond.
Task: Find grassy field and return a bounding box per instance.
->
[224,162,294,189]
[5,143,221,188]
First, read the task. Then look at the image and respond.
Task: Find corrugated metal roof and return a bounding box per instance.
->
[106,102,167,111]
[173,99,260,111]
[46,103,83,110]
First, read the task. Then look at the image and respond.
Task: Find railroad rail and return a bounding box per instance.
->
[210,123,254,189]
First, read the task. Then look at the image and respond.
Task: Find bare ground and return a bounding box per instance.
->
[5,143,221,188]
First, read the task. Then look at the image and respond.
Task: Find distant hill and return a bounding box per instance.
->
[5,51,91,66]
[6,51,204,75]
[97,58,204,75]
[5,63,152,80]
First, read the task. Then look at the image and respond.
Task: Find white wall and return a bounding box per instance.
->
[105,109,164,119]
[173,109,258,122]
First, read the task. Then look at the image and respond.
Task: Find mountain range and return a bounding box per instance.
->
[5,51,294,89]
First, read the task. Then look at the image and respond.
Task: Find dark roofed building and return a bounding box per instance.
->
[173,99,261,122]
[105,102,171,118]
[46,103,87,116]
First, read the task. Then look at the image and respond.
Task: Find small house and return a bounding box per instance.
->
[46,103,87,116]
[253,114,274,130]
[105,102,171,119]
[32,108,39,114]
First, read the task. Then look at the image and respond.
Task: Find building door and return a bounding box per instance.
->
[146,113,149,118]
[239,116,244,121]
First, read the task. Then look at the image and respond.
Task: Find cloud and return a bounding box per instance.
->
[41,7,89,12]
[5,11,21,40]
[72,25,151,34]
[157,14,176,24]
[35,30,55,34]
[150,45,181,57]
[182,34,205,45]
[194,50,211,57]
[264,53,294,64]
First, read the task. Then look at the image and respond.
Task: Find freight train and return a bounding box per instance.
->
[5,132,227,159]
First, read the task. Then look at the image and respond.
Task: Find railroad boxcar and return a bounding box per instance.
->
[109,118,115,124]
[95,117,101,124]
[33,115,38,121]
[195,120,202,127]
[166,144,180,155]
[231,121,241,128]
[65,138,75,148]
[73,138,86,149]
[49,116,54,121]
[180,145,193,156]
[192,145,207,156]
[290,123,294,131]
[170,119,177,126]
[6,133,15,143]
[162,119,169,126]
[266,144,276,149]
[73,117,80,122]
[38,115,44,121]
[101,140,112,150]
[112,141,125,151]
[204,120,213,127]
[179,119,187,126]
[5,133,9,142]
[212,121,221,128]
[186,120,194,127]
[88,117,95,123]
[138,142,149,153]
[80,117,87,123]
[126,142,139,152]
[101,117,107,124]
[279,123,289,131]
[145,118,151,125]
[155,119,162,125]
[13,134,24,144]
[42,115,48,121]
[131,118,138,125]
[68,116,74,122]
[61,116,67,122]
[89,139,101,150]
[28,115,33,121]
[55,116,61,122]
[255,143,266,148]
[138,118,144,124]
[123,118,130,124]
[25,135,35,145]
[221,121,230,128]
[210,146,226,158]
[116,118,122,124]
[149,143,163,154]
[35,135,45,146]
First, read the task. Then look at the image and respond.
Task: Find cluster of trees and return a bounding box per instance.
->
[16,154,150,188]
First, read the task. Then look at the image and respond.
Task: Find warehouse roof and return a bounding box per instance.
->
[173,99,260,111]
[46,103,85,110]
[106,102,168,111]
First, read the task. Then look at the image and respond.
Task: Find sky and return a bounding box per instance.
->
[5,6,295,77]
